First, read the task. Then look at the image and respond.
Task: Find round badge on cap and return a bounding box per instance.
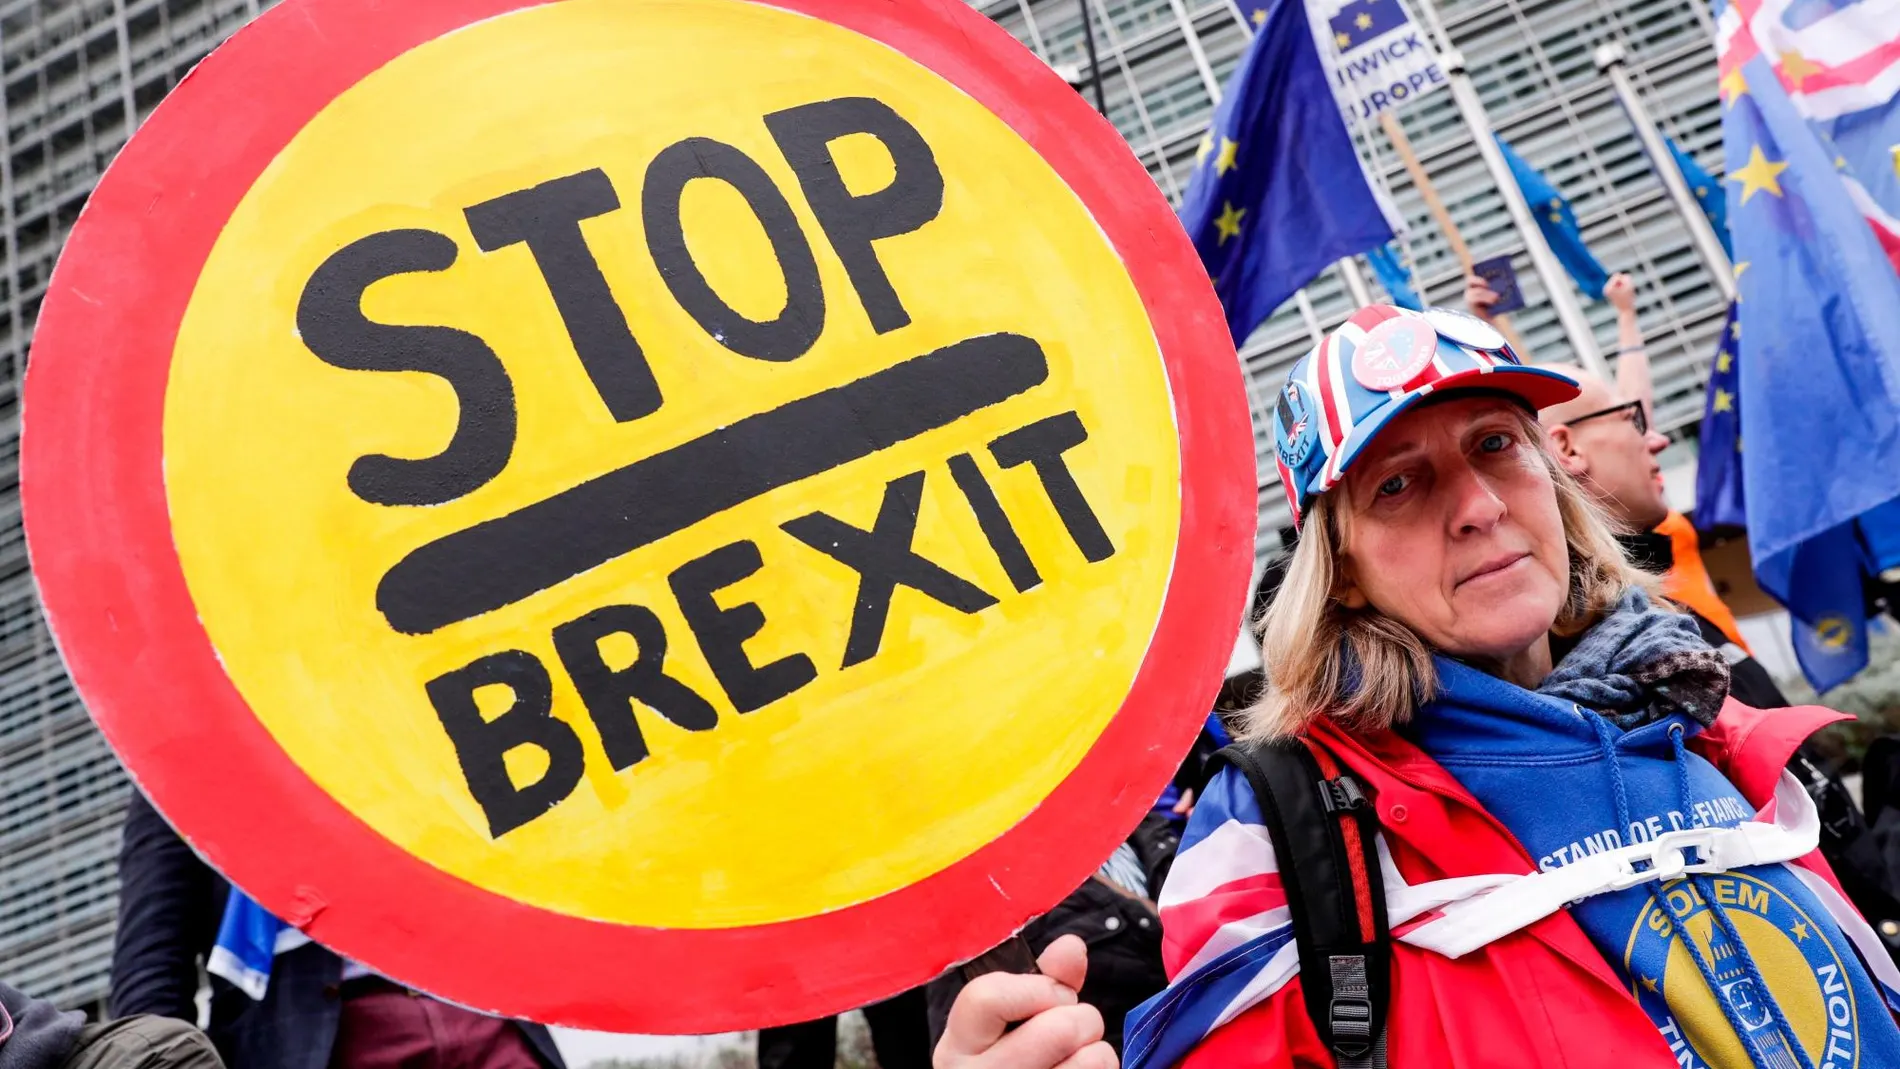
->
[1276,381,1318,469]
[1351,316,1438,391]
[1422,308,1509,356]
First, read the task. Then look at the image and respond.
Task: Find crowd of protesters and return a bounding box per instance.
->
[9,277,1900,1069]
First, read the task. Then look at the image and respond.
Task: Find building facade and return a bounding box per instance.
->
[975,0,1729,556]
[0,0,270,1010]
[0,0,1725,1011]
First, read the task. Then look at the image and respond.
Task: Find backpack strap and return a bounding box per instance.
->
[1211,737,1390,1069]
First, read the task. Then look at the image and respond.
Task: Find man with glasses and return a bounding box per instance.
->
[1468,273,1900,957]
[1538,369,1760,680]
[1543,390,1671,542]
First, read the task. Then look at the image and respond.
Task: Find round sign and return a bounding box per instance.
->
[22,0,1253,1033]
[1422,308,1509,357]
[1351,314,1439,391]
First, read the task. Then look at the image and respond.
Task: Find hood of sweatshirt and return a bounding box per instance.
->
[1414,655,1899,1069]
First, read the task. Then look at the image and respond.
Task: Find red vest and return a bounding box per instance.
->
[1175,701,1853,1069]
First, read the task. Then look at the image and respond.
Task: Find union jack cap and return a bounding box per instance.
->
[1273,304,1580,526]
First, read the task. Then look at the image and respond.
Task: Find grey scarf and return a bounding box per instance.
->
[1536,587,1731,729]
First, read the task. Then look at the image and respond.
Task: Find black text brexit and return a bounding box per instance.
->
[295,96,1116,837]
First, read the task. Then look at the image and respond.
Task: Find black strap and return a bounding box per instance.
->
[1212,739,1389,1068]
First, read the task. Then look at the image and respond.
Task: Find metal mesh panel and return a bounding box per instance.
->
[0,0,271,1011]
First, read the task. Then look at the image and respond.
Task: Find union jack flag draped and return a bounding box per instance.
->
[1716,0,1900,264]
[1121,766,1523,1069]
[1122,751,1900,1069]
[1714,0,1900,691]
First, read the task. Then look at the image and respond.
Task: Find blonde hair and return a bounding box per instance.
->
[1246,404,1654,741]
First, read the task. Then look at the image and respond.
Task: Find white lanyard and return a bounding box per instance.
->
[1387,772,1820,959]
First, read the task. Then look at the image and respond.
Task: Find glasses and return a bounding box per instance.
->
[1559,399,1648,436]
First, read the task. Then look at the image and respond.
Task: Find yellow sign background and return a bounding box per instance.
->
[165,0,1180,928]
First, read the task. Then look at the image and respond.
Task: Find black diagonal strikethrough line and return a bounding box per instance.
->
[375,332,1050,635]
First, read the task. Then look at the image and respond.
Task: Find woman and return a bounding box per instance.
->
[936,305,1900,1069]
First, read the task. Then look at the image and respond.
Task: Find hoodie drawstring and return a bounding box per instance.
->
[1667,724,1817,1069]
[1587,713,1816,1069]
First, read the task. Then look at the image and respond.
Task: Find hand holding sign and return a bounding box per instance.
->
[936,937,1116,1069]
[23,0,1253,1031]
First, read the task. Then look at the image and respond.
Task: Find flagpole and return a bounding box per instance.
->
[1337,257,1373,305]
[1164,0,1223,102]
[1378,114,1472,268]
[1293,290,1327,344]
[1445,50,1607,377]
[1595,43,1736,302]
[1078,0,1108,113]
[1375,109,1527,353]
[1408,0,1607,377]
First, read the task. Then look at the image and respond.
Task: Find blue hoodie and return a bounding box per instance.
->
[1412,655,1900,1069]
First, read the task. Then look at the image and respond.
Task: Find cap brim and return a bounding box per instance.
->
[1303,364,1581,499]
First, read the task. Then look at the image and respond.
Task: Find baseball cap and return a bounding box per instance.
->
[1272,304,1580,526]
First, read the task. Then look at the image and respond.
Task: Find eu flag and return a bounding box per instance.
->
[1666,136,1732,259]
[1178,0,1395,342]
[1723,55,1900,691]
[1365,242,1422,310]
[1693,301,1745,531]
[1328,0,1407,51]
[1495,138,1610,300]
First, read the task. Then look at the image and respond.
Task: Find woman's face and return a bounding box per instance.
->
[1335,395,1570,667]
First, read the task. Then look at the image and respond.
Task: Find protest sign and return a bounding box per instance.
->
[1320,0,1448,121]
[21,0,1254,1032]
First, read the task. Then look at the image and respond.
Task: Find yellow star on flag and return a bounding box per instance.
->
[1215,136,1240,176]
[1780,49,1823,89]
[1253,7,1266,25]
[1640,976,1659,993]
[1735,261,1750,282]
[1791,921,1811,943]
[1719,68,1748,104]
[1214,202,1246,244]
[1892,144,1900,179]
[1730,145,1789,205]
[1736,434,1744,453]
[1355,12,1372,28]
[1717,351,1733,373]
[1714,387,1735,413]
[1336,30,1350,48]
[1196,133,1214,165]
[1730,319,1741,340]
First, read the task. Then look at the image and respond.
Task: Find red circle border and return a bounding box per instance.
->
[21,0,1255,1031]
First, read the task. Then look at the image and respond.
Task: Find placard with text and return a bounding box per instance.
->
[23,0,1255,1031]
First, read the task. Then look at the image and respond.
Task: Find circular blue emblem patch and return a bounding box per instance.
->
[1624,874,1860,1068]
[1276,380,1318,470]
